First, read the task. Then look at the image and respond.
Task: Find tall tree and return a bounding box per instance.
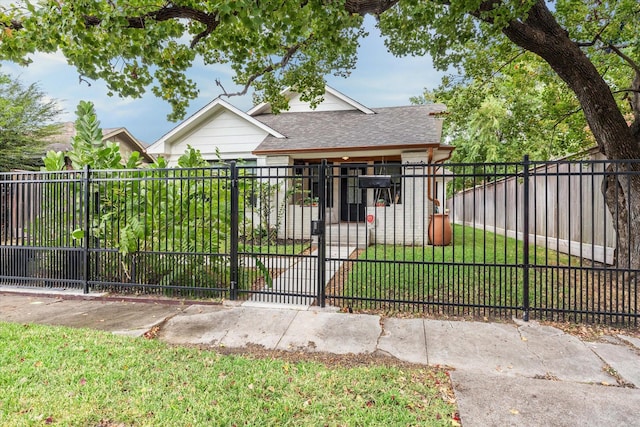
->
[0,72,61,171]
[1,0,639,266]
[412,51,594,163]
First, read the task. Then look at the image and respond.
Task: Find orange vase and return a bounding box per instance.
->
[428,213,452,246]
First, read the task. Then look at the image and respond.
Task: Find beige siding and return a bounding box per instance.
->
[171,110,269,161]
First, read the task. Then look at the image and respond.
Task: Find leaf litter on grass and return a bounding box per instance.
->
[0,321,457,426]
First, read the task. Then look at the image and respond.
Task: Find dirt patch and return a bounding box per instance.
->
[211,343,432,368]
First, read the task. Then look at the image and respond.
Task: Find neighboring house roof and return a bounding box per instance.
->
[48,122,154,163]
[252,104,447,155]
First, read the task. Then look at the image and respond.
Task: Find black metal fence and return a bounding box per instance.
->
[1,157,638,325]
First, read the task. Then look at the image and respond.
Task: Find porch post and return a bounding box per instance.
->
[401,152,432,246]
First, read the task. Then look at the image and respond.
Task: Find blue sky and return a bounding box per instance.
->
[1,16,444,145]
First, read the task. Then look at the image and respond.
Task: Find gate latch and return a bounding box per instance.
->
[311,220,324,235]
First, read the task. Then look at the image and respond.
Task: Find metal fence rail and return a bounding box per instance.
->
[1,158,638,325]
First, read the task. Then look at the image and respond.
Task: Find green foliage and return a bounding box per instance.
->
[70,100,122,169]
[92,146,235,289]
[36,104,244,292]
[0,72,61,171]
[3,0,636,164]
[0,1,364,120]
[1,1,637,163]
[42,150,65,171]
[412,51,594,166]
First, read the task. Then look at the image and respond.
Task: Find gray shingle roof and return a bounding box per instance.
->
[252,104,446,154]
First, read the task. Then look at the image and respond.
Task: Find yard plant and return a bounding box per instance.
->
[0,321,457,426]
[35,102,249,296]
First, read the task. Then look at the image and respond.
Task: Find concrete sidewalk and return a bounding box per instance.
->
[1,290,640,426]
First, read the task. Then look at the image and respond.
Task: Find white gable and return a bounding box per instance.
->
[172,109,269,160]
[247,86,375,116]
[285,91,358,112]
[147,98,284,165]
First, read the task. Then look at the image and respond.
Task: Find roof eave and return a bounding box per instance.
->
[252,143,455,156]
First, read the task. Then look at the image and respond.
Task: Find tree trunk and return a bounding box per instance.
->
[500,0,640,269]
[602,166,640,270]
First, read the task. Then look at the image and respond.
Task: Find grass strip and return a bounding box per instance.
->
[0,322,457,426]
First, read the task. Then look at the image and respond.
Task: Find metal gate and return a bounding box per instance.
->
[233,163,325,306]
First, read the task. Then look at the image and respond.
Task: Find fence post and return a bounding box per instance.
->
[522,155,530,321]
[317,160,327,307]
[229,161,239,300]
[82,165,90,294]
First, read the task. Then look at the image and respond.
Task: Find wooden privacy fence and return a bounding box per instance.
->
[0,172,43,245]
[448,155,617,265]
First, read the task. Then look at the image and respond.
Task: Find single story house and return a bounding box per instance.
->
[147,86,455,244]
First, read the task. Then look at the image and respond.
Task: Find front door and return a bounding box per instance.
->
[340,165,366,222]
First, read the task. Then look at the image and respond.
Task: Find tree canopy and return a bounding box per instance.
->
[0,72,61,171]
[412,50,594,163]
[0,0,638,161]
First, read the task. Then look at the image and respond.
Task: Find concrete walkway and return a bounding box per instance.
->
[243,246,355,308]
[1,289,640,426]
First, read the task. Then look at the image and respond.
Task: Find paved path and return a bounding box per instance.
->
[1,290,640,426]
[243,246,355,308]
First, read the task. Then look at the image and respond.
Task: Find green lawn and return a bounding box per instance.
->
[0,322,457,426]
[339,224,579,315]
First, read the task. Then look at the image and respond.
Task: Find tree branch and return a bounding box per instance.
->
[6,5,219,48]
[605,42,640,76]
[217,38,311,98]
[575,22,609,47]
[343,0,399,16]
[552,106,582,131]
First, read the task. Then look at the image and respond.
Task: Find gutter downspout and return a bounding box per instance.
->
[426,147,454,207]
